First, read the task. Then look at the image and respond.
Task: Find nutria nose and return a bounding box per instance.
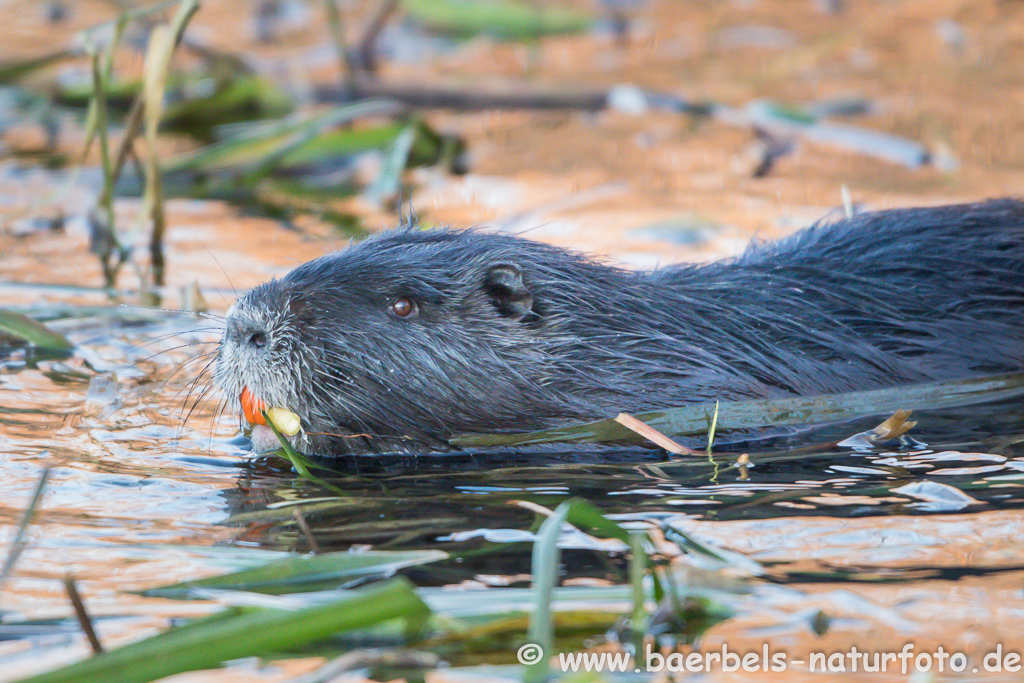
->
[225,314,268,349]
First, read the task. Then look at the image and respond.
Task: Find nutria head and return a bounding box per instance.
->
[215,228,647,455]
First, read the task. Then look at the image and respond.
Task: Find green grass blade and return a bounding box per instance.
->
[16,578,430,683]
[0,310,73,351]
[562,499,666,600]
[364,119,418,206]
[143,549,448,597]
[260,409,347,492]
[0,50,73,84]
[165,99,405,173]
[563,499,629,543]
[662,525,764,575]
[160,75,293,135]
[628,530,648,634]
[278,124,404,168]
[402,0,590,40]
[0,467,51,593]
[524,502,570,683]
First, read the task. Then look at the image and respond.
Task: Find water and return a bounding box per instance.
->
[2,307,1024,679]
[236,400,1024,555]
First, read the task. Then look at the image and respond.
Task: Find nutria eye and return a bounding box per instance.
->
[389,297,418,318]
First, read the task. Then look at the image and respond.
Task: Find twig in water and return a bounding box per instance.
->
[615,413,698,455]
[867,409,917,441]
[292,508,321,554]
[64,574,104,653]
[355,0,399,74]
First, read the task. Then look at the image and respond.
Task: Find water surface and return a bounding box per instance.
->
[2,310,1023,680]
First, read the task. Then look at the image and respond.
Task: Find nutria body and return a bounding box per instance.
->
[216,200,1024,455]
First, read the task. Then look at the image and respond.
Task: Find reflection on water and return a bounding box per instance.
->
[2,313,1024,679]
[220,401,1024,576]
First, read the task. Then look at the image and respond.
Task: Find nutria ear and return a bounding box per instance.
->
[483,263,536,320]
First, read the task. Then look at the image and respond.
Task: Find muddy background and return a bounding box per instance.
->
[3,0,1023,299]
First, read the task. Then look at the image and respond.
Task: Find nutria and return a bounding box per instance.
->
[215,199,1024,455]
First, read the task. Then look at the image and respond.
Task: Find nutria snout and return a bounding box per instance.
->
[215,199,1024,456]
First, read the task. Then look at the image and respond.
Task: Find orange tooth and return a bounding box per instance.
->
[240,386,267,425]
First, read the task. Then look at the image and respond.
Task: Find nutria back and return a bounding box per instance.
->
[216,199,1024,455]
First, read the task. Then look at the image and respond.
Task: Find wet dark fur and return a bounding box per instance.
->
[216,199,1024,455]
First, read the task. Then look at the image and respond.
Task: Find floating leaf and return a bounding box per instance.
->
[151,104,461,210]
[279,124,406,168]
[453,372,1024,448]
[418,584,633,619]
[751,100,817,126]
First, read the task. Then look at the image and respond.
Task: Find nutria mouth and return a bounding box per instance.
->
[215,199,1024,456]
